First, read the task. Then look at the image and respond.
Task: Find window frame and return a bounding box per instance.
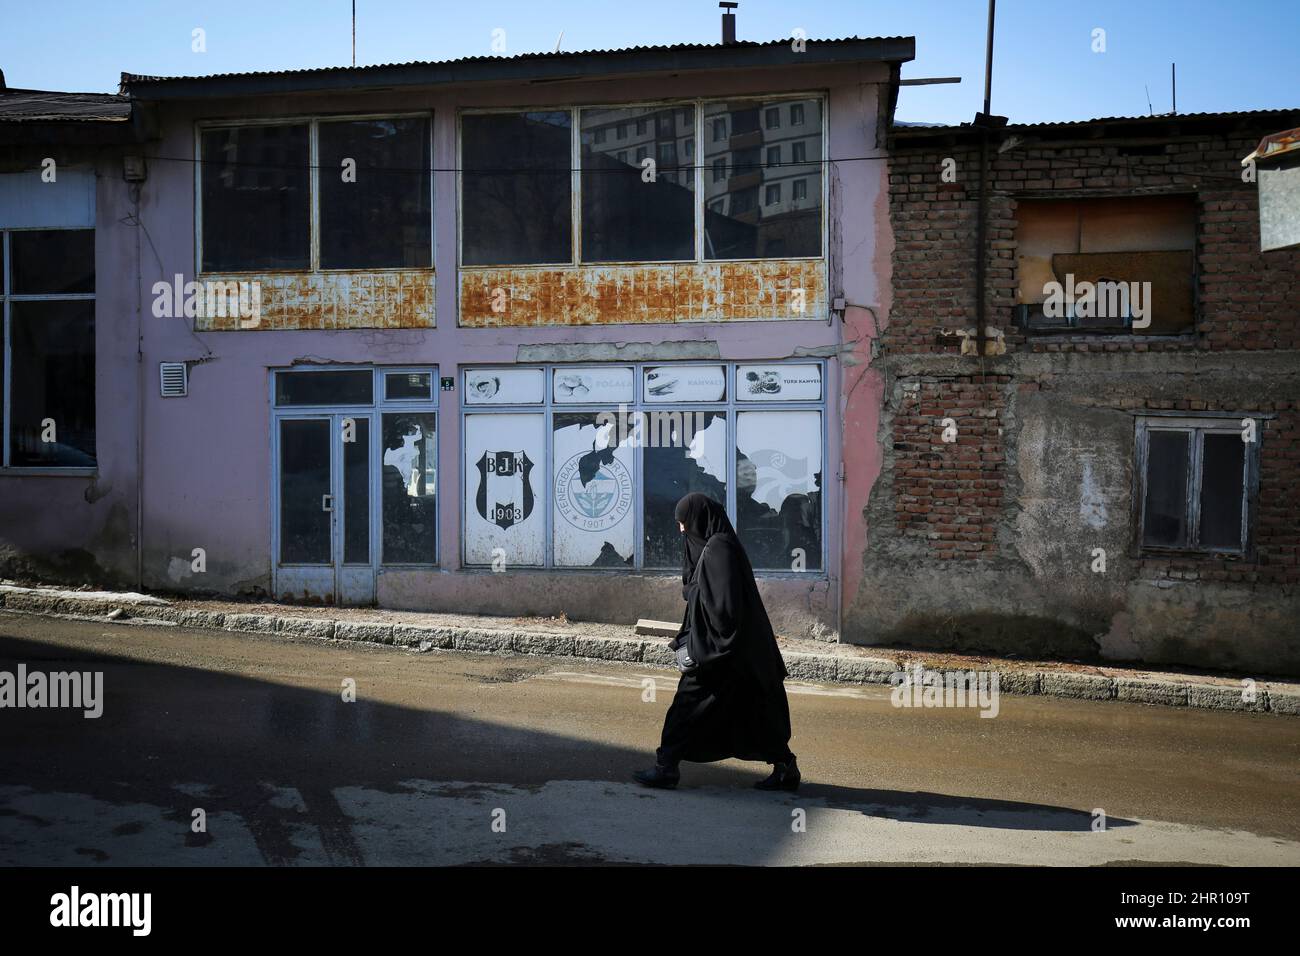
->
[0,227,97,474]
[270,364,440,568]
[459,359,828,575]
[194,111,436,277]
[457,93,827,269]
[1134,414,1263,558]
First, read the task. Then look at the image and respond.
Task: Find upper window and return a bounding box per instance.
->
[1016,196,1195,334]
[460,97,824,266]
[1,229,96,467]
[461,111,572,266]
[703,98,823,259]
[1136,417,1258,555]
[199,115,432,273]
[580,105,695,263]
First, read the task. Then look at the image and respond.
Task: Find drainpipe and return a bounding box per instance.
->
[974,0,996,359]
[133,181,144,591]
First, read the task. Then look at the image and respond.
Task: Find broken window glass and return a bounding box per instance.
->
[643,411,728,567]
[464,413,546,566]
[200,124,310,271]
[318,117,431,269]
[552,411,635,567]
[703,98,822,259]
[579,106,695,262]
[461,112,572,265]
[7,300,96,466]
[382,413,437,564]
[735,410,822,570]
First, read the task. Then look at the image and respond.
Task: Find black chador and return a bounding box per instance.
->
[634,493,800,791]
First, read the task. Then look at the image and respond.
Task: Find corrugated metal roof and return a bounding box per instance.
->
[893,109,1300,136]
[0,88,131,122]
[121,36,915,98]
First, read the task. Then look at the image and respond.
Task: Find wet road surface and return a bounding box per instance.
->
[2,611,1298,865]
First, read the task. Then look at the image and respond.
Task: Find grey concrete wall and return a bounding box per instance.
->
[846,351,1300,676]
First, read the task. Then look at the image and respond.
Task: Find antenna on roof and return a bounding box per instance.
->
[1171,62,1177,115]
[555,30,565,52]
[1145,84,1153,116]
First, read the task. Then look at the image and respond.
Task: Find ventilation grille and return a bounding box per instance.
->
[159,362,188,397]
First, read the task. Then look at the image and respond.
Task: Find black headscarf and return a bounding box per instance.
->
[672,492,787,688]
[675,492,734,587]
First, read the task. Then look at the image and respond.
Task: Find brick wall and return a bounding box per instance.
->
[877,118,1300,584]
[885,128,1300,355]
[891,375,1008,558]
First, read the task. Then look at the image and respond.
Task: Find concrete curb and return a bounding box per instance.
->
[1,586,1295,717]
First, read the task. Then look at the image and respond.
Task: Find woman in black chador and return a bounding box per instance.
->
[633,493,800,791]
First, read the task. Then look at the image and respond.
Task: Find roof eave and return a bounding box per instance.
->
[123,38,916,101]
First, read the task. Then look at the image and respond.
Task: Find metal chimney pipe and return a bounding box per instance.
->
[720,2,738,44]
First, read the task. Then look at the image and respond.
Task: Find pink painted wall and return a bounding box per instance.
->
[5,60,894,640]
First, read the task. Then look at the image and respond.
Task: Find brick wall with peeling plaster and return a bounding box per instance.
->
[852,117,1300,676]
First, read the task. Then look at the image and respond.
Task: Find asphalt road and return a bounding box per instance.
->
[2,610,1298,866]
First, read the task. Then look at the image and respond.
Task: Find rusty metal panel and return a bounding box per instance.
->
[458,260,826,327]
[194,270,435,331]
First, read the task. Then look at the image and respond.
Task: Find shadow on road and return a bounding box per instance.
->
[0,630,1135,865]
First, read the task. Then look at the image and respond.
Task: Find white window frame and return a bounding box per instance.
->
[460,360,828,574]
[457,93,828,269]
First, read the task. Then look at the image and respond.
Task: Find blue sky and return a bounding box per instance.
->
[1,0,1295,125]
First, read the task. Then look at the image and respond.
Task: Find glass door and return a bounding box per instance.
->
[274,413,374,604]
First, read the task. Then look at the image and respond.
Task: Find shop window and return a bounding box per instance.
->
[1136,417,1259,554]
[2,228,96,467]
[1015,196,1196,334]
[462,363,824,572]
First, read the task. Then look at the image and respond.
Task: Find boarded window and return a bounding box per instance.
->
[200,124,310,271]
[318,118,431,269]
[1138,418,1256,553]
[580,106,695,262]
[1016,196,1196,334]
[703,99,822,259]
[461,112,572,266]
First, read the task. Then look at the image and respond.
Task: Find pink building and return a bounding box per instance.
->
[0,35,914,644]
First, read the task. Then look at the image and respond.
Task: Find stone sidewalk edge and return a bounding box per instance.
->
[1,588,1294,717]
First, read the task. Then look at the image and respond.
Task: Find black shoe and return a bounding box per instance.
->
[633,764,680,789]
[755,755,800,792]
